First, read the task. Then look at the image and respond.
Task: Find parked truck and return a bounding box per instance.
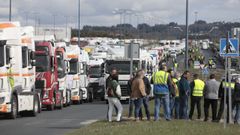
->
[87,59,105,102]
[0,22,41,119]
[55,42,71,106]
[66,43,83,104]
[35,36,63,110]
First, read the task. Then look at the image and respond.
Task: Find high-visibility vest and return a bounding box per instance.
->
[193,79,205,97]
[152,71,169,85]
[174,63,178,68]
[172,78,179,97]
[222,82,235,89]
[209,60,213,64]
[7,68,14,90]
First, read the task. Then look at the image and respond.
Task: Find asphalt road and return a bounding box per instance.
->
[0,102,109,135]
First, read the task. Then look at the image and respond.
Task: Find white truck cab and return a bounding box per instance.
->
[0,22,40,119]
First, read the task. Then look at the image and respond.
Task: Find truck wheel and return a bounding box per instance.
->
[8,95,18,119]
[63,92,68,107]
[59,97,63,109]
[47,97,55,111]
[29,95,39,116]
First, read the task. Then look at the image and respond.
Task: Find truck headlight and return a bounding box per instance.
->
[0,97,5,104]
[43,91,49,99]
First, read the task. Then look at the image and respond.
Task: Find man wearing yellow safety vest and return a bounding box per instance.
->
[151,65,174,121]
[216,77,235,123]
[172,72,180,119]
[189,74,205,120]
[208,58,214,68]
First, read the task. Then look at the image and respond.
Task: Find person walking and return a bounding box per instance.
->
[233,78,240,124]
[106,68,119,119]
[107,71,123,122]
[151,65,173,121]
[172,72,180,119]
[139,70,151,120]
[203,74,220,122]
[179,71,191,119]
[189,74,205,120]
[131,70,147,121]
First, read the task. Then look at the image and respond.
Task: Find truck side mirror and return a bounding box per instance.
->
[30,51,35,60]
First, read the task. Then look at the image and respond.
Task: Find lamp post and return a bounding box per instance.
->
[185,0,189,70]
[9,0,12,21]
[78,0,80,47]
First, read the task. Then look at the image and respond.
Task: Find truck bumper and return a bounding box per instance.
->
[71,96,80,101]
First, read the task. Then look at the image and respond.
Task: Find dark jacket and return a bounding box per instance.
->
[179,76,190,97]
[143,76,151,95]
[234,82,240,102]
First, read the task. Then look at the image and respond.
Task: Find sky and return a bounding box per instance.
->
[0,0,239,28]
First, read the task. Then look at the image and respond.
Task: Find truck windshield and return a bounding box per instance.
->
[0,46,4,67]
[88,66,101,78]
[36,55,50,72]
[106,61,139,74]
[57,56,66,78]
[69,60,78,74]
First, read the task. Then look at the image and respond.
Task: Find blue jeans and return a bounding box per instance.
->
[234,103,240,124]
[179,95,189,119]
[170,96,175,118]
[139,96,150,120]
[154,94,171,120]
[134,98,143,119]
[128,99,134,118]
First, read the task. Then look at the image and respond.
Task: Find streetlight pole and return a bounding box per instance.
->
[78,0,81,47]
[9,0,12,21]
[52,14,57,35]
[65,16,69,38]
[185,0,189,70]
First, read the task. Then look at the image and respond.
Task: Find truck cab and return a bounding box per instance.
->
[66,44,83,104]
[55,42,71,106]
[35,36,63,110]
[87,59,105,102]
[0,22,40,119]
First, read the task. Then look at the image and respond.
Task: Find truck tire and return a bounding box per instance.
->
[67,90,71,106]
[79,90,83,104]
[47,97,55,111]
[29,95,39,117]
[8,95,18,119]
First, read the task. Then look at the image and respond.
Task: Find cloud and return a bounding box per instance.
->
[0,0,239,27]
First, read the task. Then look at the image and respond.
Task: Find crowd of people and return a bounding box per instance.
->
[106,65,240,124]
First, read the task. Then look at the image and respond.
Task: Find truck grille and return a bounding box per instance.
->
[35,80,45,89]
[120,85,128,96]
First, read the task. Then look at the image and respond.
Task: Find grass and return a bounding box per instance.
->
[66,99,240,135]
[67,120,240,135]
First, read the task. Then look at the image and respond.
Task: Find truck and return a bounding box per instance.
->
[104,59,140,102]
[66,43,83,104]
[35,36,63,110]
[87,59,105,102]
[0,22,41,119]
[79,49,90,102]
[55,42,71,106]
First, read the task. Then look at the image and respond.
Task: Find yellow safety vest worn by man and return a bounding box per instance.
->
[222,82,235,89]
[152,70,169,95]
[172,78,179,97]
[192,79,205,97]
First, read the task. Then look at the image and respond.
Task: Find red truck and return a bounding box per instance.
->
[35,38,63,111]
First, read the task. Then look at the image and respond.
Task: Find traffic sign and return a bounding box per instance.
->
[220,38,239,57]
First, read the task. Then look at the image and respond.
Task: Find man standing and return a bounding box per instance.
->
[217,77,235,123]
[172,72,180,119]
[179,71,191,119]
[189,74,205,120]
[139,70,151,120]
[151,65,173,121]
[203,74,220,122]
